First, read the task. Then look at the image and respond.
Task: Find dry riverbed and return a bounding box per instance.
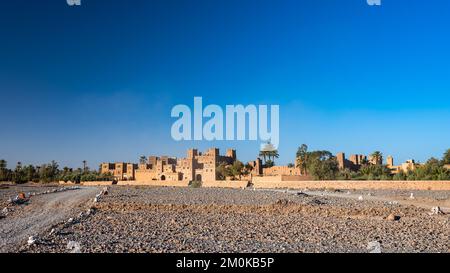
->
[1,184,449,253]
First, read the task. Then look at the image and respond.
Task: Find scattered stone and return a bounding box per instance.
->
[86,208,94,216]
[27,236,36,246]
[275,199,290,206]
[386,213,400,221]
[429,207,444,215]
[367,241,382,253]
[9,193,30,205]
[296,192,309,197]
[358,196,364,201]
[66,241,82,253]
[309,199,326,205]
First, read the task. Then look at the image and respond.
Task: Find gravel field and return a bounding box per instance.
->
[3,186,446,253]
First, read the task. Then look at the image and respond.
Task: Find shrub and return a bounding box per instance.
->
[188,180,202,188]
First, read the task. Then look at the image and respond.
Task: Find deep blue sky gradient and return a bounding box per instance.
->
[1,0,450,168]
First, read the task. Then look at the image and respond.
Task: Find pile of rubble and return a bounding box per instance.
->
[93,187,108,204]
[8,192,30,205]
[429,206,445,216]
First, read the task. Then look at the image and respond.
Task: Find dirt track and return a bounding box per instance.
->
[0,186,98,252]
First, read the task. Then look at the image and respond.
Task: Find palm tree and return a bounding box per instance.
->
[360,157,369,166]
[0,159,7,181]
[268,150,279,163]
[82,160,87,173]
[139,155,147,165]
[443,149,450,164]
[0,159,6,170]
[370,151,383,165]
[260,142,277,165]
[259,150,268,163]
[296,144,309,175]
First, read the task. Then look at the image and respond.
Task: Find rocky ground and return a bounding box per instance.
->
[0,184,99,252]
[1,185,447,253]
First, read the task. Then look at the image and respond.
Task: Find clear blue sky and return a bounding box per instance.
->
[1,0,450,169]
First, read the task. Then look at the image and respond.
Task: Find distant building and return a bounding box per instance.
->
[100,162,137,181]
[387,155,394,167]
[263,165,301,176]
[336,152,367,171]
[101,148,237,182]
[388,159,420,174]
[247,158,263,176]
[336,152,422,175]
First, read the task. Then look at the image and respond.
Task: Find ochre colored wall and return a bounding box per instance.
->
[252,180,450,191]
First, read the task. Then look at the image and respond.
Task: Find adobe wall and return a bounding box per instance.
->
[251,175,312,183]
[117,180,188,187]
[252,180,450,191]
[252,176,282,182]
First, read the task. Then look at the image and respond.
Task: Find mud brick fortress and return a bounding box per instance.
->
[100,162,138,181]
[100,147,303,182]
[102,148,242,182]
[336,152,419,174]
[101,148,442,183]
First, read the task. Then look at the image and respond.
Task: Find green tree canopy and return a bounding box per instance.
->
[443,149,450,164]
[306,151,339,180]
